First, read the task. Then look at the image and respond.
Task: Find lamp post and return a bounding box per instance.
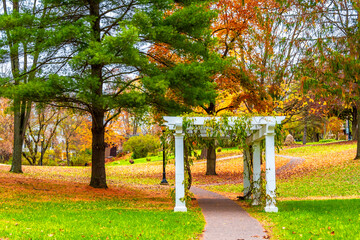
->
[160,126,169,185]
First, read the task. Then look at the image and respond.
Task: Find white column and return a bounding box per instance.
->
[264,124,278,212]
[252,141,261,205]
[243,148,251,199]
[174,124,187,212]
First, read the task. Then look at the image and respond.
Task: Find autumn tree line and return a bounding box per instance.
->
[0,101,149,165]
[0,0,359,188]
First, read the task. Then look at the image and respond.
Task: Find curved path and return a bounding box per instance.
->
[191,186,267,240]
[191,154,305,239]
[275,155,305,174]
[194,155,243,165]
[196,154,305,187]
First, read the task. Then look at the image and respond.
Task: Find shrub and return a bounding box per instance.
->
[123,134,160,159]
[43,157,59,166]
[71,151,91,166]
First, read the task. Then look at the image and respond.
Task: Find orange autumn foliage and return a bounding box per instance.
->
[213,0,285,114]
[73,113,126,151]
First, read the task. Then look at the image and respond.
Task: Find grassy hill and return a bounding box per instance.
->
[1,141,359,239]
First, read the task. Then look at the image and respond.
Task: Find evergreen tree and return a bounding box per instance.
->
[8,0,223,188]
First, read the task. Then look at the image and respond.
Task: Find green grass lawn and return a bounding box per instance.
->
[248,199,360,239]
[108,153,174,166]
[0,162,202,240]
[294,139,342,145]
[278,161,360,198]
[280,142,356,157]
[0,200,204,240]
[261,142,360,239]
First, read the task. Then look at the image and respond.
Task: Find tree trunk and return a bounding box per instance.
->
[132,121,138,136]
[203,102,217,175]
[88,0,107,188]
[39,143,46,166]
[200,147,207,159]
[66,140,70,166]
[352,105,358,141]
[206,142,217,175]
[11,99,30,172]
[355,102,360,160]
[302,120,307,145]
[11,102,23,173]
[313,132,320,142]
[90,109,107,188]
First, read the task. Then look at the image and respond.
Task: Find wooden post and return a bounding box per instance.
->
[174,124,187,212]
[265,123,278,212]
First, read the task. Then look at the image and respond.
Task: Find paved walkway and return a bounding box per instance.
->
[194,155,243,165]
[191,187,267,240]
[275,155,305,174]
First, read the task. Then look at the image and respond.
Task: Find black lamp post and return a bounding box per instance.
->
[160,126,169,185]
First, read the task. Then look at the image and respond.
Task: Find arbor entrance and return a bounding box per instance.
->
[163,116,285,213]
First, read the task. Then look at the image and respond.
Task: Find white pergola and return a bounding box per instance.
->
[163,116,285,213]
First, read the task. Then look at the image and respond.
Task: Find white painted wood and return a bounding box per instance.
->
[264,126,278,212]
[252,141,261,206]
[163,116,285,213]
[174,124,187,212]
[164,116,285,128]
[250,116,285,125]
[243,149,251,199]
[246,125,267,144]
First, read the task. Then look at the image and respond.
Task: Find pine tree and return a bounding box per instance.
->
[8,0,224,188]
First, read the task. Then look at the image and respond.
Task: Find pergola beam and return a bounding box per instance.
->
[246,125,267,144]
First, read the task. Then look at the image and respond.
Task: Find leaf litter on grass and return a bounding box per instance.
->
[0,165,173,210]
